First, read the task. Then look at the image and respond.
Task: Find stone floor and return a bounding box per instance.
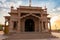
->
[0,31,7,40]
[1,31,60,40]
[4,38,60,40]
[3,39,60,40]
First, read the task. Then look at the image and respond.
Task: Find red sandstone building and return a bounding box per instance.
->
[5,6,50,33]
[4,1,52,39]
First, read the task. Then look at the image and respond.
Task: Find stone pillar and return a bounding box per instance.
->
[40,21,42,32]
[17,11,21,33]
[41,21,44,31]
[39,20,42,32]
[45,22,48,32]
[16,8,21,33]
[35,20,37,32]
[23,20,25,32]
[9,19,13,33]
[17,19,20,33]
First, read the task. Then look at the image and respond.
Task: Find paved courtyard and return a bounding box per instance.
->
[4,38,60,40]
[0,31,7,40]
[1,31,60,40]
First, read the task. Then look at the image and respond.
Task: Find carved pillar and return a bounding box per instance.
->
[41,21,44,31]
[39,20,42,32]
[17,11,21,32]
[35,20,37,32]
[9,19,13,32]
[40,21,42,32]
[17,19,20,32]
[45,22,48,32]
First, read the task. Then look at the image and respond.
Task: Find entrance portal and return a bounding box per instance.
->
[25,19,35,32]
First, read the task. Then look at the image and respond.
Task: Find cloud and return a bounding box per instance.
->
[49,7,60,27]
[57,7,60,10]
[0,0,22,9]
[0,0,6,3]
[0,0,22,24]
[0,0,60,24]
[48,6,60,18]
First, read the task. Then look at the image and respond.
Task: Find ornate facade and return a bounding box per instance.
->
[5,6,50,33]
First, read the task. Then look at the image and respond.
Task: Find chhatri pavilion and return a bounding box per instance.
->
[4,0,52,39]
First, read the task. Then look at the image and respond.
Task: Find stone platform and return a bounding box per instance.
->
[4,32,57,40]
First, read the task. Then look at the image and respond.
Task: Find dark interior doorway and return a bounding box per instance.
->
[13,21,17,30]
[25,19,35,32]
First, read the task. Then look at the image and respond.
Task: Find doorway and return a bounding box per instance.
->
[25,19,35,32]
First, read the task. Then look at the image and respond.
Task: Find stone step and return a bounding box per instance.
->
[4,38,53,40]
[5,32,57,40]
[7,33,55,38]
[19,32,50,34]
[6,38,54,40]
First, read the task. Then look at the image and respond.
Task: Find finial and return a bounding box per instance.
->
[11,6,14,8]
[45,5,46,9]
[11,6,14,12]
[29,0,31,7]
[44,5,47,10]
[43,5,47,11]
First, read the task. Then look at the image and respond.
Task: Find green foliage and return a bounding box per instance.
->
[57,29,60,31]
[4,26,9,34]
[0,25,3,31]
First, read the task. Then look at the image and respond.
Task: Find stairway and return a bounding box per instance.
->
[5,32,57,40]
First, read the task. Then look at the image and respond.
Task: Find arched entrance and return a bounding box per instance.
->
[25,19,35,32]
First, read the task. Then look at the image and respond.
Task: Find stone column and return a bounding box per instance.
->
[39,20,41,32]
[35,20,37,32]
[40,21,42,32]
[9,19,13,32]
[17,19,20,33]
[17,11,21,33]
[45,22,48,32]
[22,20,25,32]
[16,9,21,33]
[41,21,44,31]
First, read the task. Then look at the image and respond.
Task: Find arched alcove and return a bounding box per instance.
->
[25,19,35,32]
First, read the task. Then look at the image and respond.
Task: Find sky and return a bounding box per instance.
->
[0,0,60,25]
